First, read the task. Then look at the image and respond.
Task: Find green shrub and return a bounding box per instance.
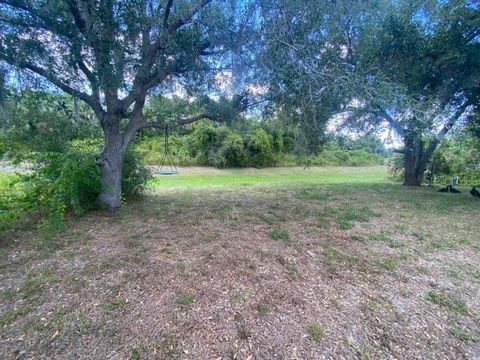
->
[121,150,152,198]
[25,150,102,220]
[0,174,28,231]
[208,133,245,168]
[1,141,150,231]
[245,129,274,168]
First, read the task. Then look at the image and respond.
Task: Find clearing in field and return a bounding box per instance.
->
[1,166,479,359]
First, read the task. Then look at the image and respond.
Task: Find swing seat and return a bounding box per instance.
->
[156,169,179,175]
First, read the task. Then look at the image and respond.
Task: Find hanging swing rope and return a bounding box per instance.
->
[155,125,179,175]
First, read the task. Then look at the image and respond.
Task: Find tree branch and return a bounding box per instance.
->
[375,108,405,137]
[137,113,216,131]
[0,49,103,116]
[163,0,174,28]
[422,102,471,164]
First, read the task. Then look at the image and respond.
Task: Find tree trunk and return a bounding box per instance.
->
[98,115,125,209]
[403,134,424,186]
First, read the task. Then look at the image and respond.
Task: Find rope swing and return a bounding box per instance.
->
[155,125,179,175]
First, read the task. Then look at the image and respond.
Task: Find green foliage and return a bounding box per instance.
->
[25,150,102,222]
[0,174,28,231]
[209,132,246,168]
[0,91,101,158]
[121,150,152,198]
[245,129,274,167]
[0,139,150,231]
[135,122,386,169]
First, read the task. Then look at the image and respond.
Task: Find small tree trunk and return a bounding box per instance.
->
[98,116,125,208]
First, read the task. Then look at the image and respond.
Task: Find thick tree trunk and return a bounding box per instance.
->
[403,134,425,186]
[98,115,125,209]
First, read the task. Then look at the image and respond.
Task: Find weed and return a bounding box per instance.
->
[231,289,251,304]
[306,322,326,342]
[130,346,145,360]
[177,292,195,306]
[22,268,60,300]
[160,246,176,254]
[330,298,341,309]
[269,229,289,241]
[399,287,411,297]
[0,288,16,300]
[364,299,381,313]
[295,188,329,201]
[368,231,402,248]
[287,263,299,279]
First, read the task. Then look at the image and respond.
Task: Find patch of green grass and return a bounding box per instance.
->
[21,268,60,300]
[177,292,195,306]
[471,268,480,280]
[149,167,387,189]
[269,228,289,241]
[0,305,31,326]
[368,231,402,248]
[0,288,17,300]
[306,322,326,342]
[337,205,376,230]
[427,290,469,315]
[105,297,127,311]
[449,325,476,342]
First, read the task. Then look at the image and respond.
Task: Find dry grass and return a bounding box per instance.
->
[1,170,480,359]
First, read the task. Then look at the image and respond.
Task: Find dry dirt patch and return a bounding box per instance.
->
[1,183,479,359]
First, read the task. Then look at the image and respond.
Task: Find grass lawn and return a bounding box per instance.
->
[1,166,479,359]
[149,166,387,188]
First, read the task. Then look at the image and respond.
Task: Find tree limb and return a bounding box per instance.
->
[137,113,216,131]
[422,102,471,164]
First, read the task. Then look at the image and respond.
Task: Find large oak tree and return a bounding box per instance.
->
[344,0,480,185]
[0,0,254,207]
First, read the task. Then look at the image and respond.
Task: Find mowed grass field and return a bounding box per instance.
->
[149,166,387,188]
[1,166,480,359]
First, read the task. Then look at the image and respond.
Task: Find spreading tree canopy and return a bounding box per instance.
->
[342,0,480,185]
[0,0,257,207]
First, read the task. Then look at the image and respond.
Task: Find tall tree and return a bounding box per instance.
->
[346,0,480,185]
[0,0,253,207]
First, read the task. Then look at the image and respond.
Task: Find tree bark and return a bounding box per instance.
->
[98,114,125,209]
[403,134,424,186]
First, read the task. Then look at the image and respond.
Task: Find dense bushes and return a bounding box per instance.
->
[245,129,274,167]
[134,124,385,169]
[0,140,150,231]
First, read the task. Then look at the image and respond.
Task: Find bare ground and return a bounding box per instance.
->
[1,182,479,359]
